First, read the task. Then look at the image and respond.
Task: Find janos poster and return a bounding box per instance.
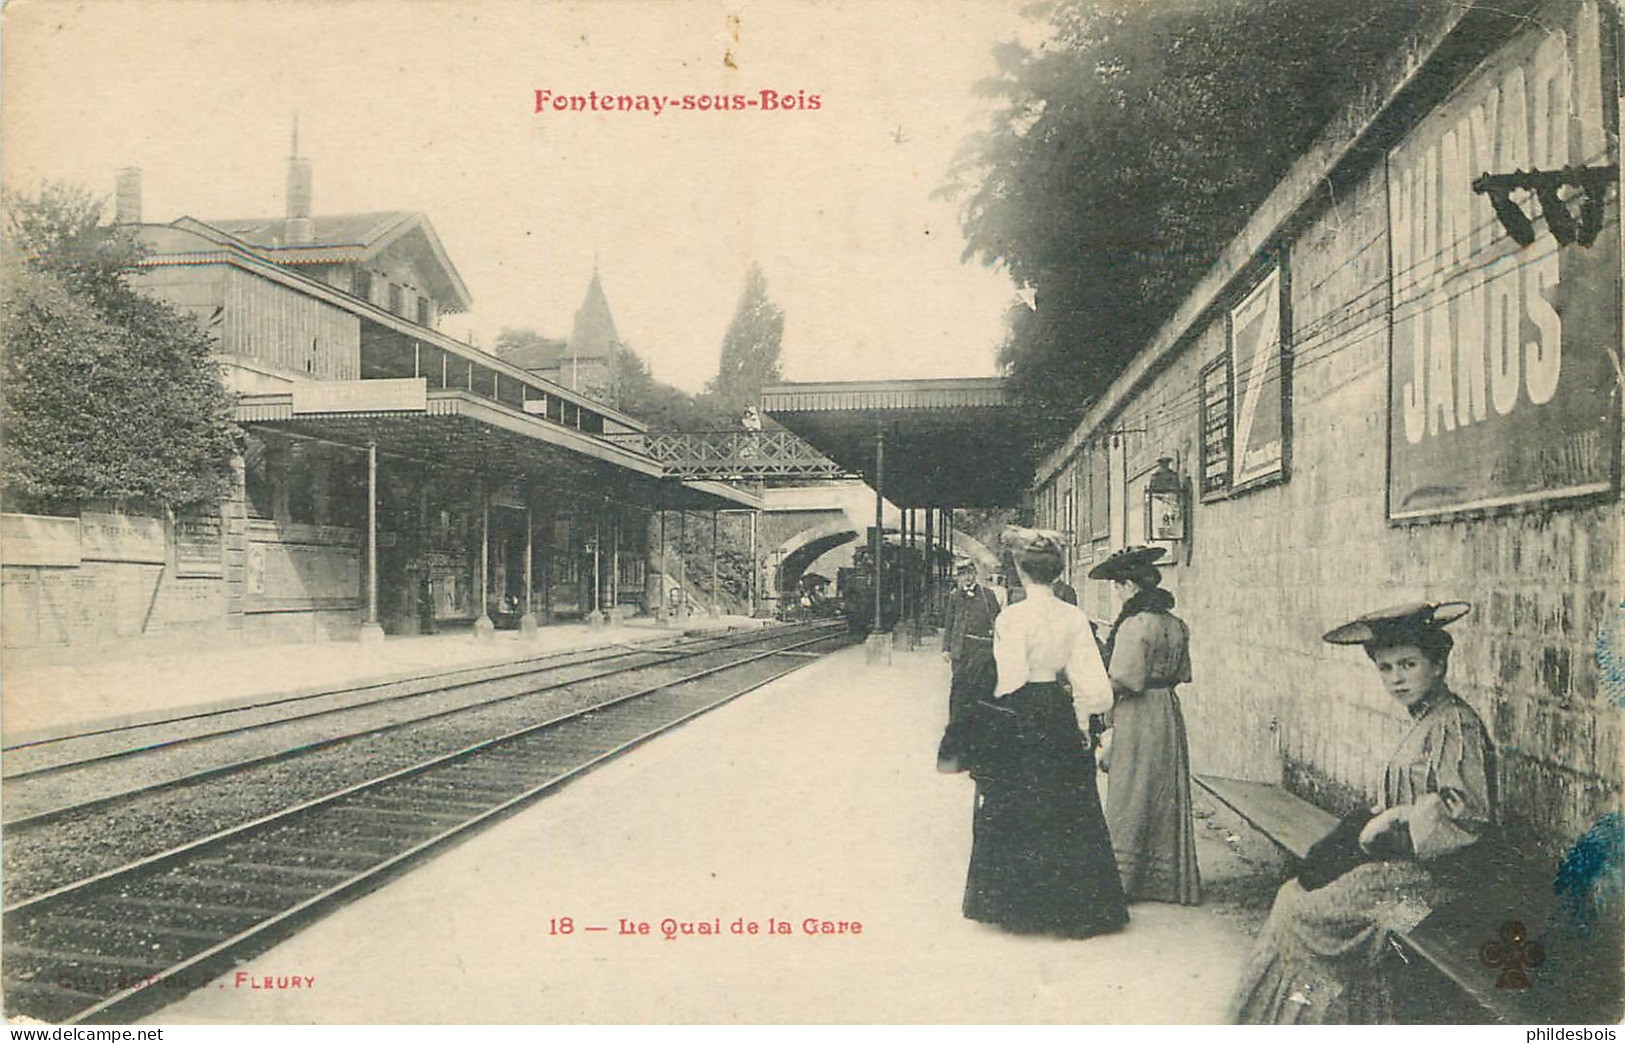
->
[1386,0,1620,521]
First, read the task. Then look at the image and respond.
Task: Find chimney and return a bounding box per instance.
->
[114,167,142,224]
[284,118,314,245]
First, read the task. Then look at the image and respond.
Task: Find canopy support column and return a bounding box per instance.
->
[867,427,891,663]
[709,511,720,618]
[358,441,385,644]
[590,514,604,628]
[474,481,494,640]
[610,513,621,625]
[902,507,917,649]
[519,489,539,636]
[658,507,669,625]
[924,505,935,629]
[748,509,759,618]
[679,511,688,618]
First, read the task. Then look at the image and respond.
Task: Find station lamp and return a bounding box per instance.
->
[1144,456,1186,547]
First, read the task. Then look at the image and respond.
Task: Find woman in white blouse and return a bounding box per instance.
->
[938,528,1129,938]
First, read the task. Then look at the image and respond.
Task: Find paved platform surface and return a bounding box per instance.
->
[149,645,1257,1025]
[1,615,763,742]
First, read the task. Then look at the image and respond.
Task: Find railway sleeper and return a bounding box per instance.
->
[245,826,402,858]
[106,873,309,909]
[1,945,178,1006]
[299,815,447,845]
[525,725,647,749]
[287,827,432,852]
[226,840,390,870]
[438,751,558,774]
[1,976,109,1023]
[68,895,269,941]
[490,747,604,771]
[19,912,227,952]
[326,802,470,825]
[155,867,326,902]
[382,786,535,811]
[3,942,174,975]
[96,893,282,921]
[191,856,360,882]
[354,794,498,816]
[533,725,663,751]
[391,778,529,801]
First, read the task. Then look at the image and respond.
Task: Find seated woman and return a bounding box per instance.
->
[938,528,1129,939]
[1229,601,1497,1024]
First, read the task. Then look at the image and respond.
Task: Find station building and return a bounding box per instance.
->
[0,156,754,653]
[1028,0,1621,850]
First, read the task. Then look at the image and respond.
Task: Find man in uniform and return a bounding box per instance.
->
[940,558,1001,721]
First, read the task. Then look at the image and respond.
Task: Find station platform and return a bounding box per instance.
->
[148,645,1259,1025]
[0,614,764,744]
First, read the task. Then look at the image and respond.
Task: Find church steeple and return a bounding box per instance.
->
[569,268,621,362]
[556,268,622,399]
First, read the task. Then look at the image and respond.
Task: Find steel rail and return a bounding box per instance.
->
[2,629,851,1024]
[2,648,670,779]
[4,626,845,916]
[2,626,789,780]
[2,624,834,831]
[1,633,722,753]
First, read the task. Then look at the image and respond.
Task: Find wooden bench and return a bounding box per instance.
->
[1195,774,1620,1025]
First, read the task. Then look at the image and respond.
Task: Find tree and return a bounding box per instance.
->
[709,263,784,419]
[0,183,238,513]
[606,340,724,431]
[947,0,1439,446]
[495,325,734,431]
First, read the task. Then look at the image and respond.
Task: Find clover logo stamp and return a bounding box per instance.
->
[1479,919,1545,990]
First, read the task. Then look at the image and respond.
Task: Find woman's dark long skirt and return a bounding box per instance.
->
[950,682,1129,938]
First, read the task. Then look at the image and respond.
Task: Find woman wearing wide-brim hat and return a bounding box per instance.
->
[1229,601,1497,1024]
[1089,544,1201,905]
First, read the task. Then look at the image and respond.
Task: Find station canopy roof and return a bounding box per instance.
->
[761,378,1030,507]
[236,382,758,513]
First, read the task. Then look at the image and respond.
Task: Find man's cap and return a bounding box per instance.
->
[1321,601,1472,645]
[953,557,979,575]
[1086,545,1167,581]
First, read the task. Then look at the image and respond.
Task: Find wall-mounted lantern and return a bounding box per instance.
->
[1145,456,1186,546]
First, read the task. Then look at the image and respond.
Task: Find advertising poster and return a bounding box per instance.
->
[1227,268,1285,492]
[1386,0,1620,519]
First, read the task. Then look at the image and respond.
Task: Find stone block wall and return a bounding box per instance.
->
[1037,114,1621,853]
[2,529,229,657]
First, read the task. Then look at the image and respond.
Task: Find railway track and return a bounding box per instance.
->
[2,625,817,830]
[3,625,840,903]
[2,623,853,1024]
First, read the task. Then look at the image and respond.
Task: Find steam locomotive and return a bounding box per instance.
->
[837,543,929,634]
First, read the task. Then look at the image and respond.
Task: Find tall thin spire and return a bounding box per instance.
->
[291,111,300,158]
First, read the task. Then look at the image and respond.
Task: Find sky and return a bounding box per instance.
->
[2,0,1031,394]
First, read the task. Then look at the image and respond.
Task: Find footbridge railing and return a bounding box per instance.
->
[605,431,852,480]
